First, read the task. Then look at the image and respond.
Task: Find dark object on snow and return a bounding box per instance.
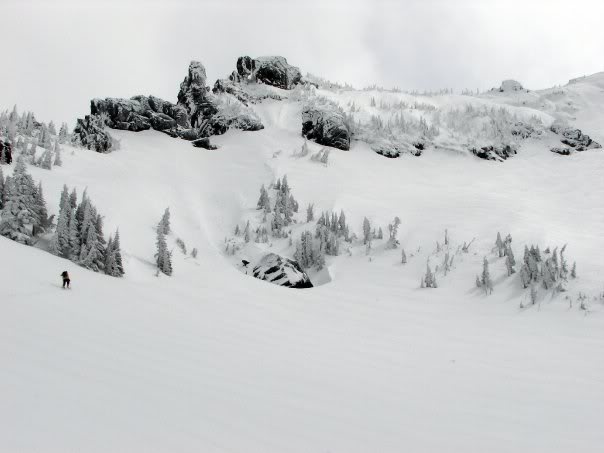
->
[301,102,351,151]
[550,123,601,151]
[192,138,218,150]
[550,147,573,156]
[252,253,313,289]
[230,56,302,90]
[60,271,71,289]
[241,260,250,268]
[0,139,12,164]
[469,144,517,161]
[72,115,113,153]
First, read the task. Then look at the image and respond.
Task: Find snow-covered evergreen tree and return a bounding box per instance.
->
[155,229,172,276]
[105,229,125,277]
[386,216,401,249]
[306,203,314,222]
[481,257,493,295]
[401,248,407,264]
[423,263,437,288]
[505,244,516,276]
[0,157,40,244]
[158,207,171,235]
[257,184,270,211]
[58,122,69,144]
[362,217,371,245]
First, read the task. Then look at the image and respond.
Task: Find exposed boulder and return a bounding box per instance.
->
[230,56,302,90]
[72,115,113,153]
[550,147,573,156]
[470,144,517,161]
[252,253,313,289]
[191,137,218,150]
[550,123,601,151]
[371,140,423,158]
[302,99,351,150]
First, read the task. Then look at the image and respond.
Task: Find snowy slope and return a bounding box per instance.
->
[2,72,604,452]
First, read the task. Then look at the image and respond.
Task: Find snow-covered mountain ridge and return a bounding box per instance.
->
[1,57,604,452]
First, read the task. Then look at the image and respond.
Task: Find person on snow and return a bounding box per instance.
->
[60,271,70,289]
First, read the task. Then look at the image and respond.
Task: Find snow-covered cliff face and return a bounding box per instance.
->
[74,57,603,161]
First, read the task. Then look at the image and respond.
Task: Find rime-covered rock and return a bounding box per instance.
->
[177,60,217,129]
[302,100,351,151]
[511,122,540,139]
[252,253,313,289]
[90,96,189,134]
[72,115,113,153]
[550,123,601,151]
[198,96,264,137]
[470,144,517,161]
[371,140,423,158]
[499,79,525,92]
[231,56,302,90]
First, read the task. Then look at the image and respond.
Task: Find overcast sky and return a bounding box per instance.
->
[2,0,603,124]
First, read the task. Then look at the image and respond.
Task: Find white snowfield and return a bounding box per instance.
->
[2,73,604,452]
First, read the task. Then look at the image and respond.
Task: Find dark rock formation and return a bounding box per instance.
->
[177,61,217,129]
[511,122,540,139]
[470,144,517,161]
[91,96,190,134]
[550,123,601,151]
[371,140,423,158]
[0,139,13,164]
[72,115,113,153]
[191,138,217,150]
[550,147,572,156]
[230,56,302,90]
[302,101,351,151]
[252,253,313,289]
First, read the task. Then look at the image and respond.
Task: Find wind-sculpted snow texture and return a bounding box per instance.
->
[252,253,313,288]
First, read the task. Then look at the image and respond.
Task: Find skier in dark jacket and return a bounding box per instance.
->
[60,271,70,289]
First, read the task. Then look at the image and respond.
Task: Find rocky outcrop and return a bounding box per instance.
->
[230,56,302,90]
[550,123,601,151]
[499,79,525,92]
[550,147,572,156]
[252,253,313,289]
[371,140,424,158]
[177,61,264,137]
[72,115,113,153]
[177,61,217,129]
[191,137,217,150]
[302,99,351,151]
[470,144,517,161]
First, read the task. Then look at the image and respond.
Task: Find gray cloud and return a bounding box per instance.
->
[1,0,602,125]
